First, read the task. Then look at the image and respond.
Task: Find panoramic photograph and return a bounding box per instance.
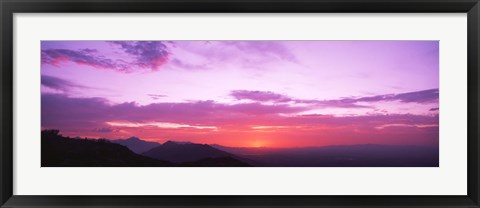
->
[41,40,439,167]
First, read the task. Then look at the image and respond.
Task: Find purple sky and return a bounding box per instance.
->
[41,41,439,147]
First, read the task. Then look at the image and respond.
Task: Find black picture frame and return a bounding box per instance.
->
[1,0,479,207]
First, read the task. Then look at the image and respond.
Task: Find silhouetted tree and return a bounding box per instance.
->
[41,129,61,138]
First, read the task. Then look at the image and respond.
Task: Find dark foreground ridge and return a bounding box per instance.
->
[143,141,234,163]
[41,129,174,167]
[41,129,251,167]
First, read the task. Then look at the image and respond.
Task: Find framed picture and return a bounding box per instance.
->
[1,0,479,207]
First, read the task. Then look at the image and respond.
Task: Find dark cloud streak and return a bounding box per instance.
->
[41,75,86,92]
[231,90,292,102]
[230,89,439,108]
[109,41,169,71]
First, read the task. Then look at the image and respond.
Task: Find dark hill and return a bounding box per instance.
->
[111,137,160,154]
[142,141,233,163]
[41,130,174,167]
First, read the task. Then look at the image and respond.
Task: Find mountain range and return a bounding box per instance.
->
[111,137,160,154]
[41,130,249,167]
[41,129,439,167]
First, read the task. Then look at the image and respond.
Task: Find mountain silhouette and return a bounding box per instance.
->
[41,130,174,167]
[41,129,437,167]
[42,130,252,167]
[142,141,234,163]
[111,137,160,154]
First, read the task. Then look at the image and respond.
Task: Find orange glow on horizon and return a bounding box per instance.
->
[250,140,268,148]
[55,117,439,148]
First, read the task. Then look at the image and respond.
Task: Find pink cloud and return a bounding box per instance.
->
[40,93,308,129]
[41,48,130,71]
[109,41,170,71]
[41,41,170,73]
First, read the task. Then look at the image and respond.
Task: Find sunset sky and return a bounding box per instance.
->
[41,41,439,148]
